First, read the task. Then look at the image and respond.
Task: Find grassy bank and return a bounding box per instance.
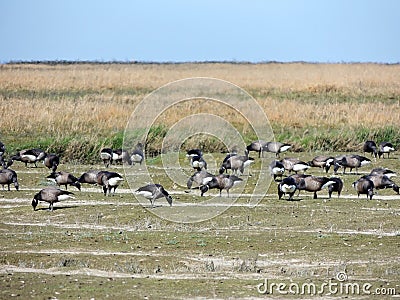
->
[0,62,399,163]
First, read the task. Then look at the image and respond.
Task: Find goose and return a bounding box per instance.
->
[263,142,291,158]
[190,155,207,171]
[307,155,335,173]
[280,157,310,174]
[296,176,337,199]
[352,177,374,200]
[7,148,46,168]
[269,160,285,181]
[135,184,173,207]
[327,177,344,198]
[369,167,396,178]
[277,176,297,200]
[246,140,266,158]
[0,168,19,191]
[187,169,214,190]
[112,149,131,165]
[100,148,119,168]
[78,170,102,185]
[219,152,238,173]
[32,187,75,211]
[333,154,371,174]
[96,171,124,196]
[186,149,203,158]
[363,141,378,158]
[219,150,254,176]
[44,153,60,172]
[363,174,399,194]
[47,171,81,191]
[200,173,243,197]
[130,143,144,165]
[378,142,395,159]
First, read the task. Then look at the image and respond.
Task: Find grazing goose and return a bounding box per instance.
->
[219,150,254,176]
[307,155,335,173]
[363,141,378,158]
[269,160,285,181]
[263,142,291,158]
[327,177,344,198]
[0,168,19,191]
[187,169,214,190]
[130,143,144,165]
[200,174,243,197]
[333,154,371,174]
[363,174,399,194]
[296,176,337,199]
[44,153,60,172]
[78,170,102,185]
[96,171,124,196]
[369,167,396,178]
[246,140,266,158]
[277,176,297,201]
[352,177,374,200]
[378,142,395,159]
[135,184,173,207]
[7,148,46,168]
[32,187,75,211]
[100,148,115,168]
[280,157,310,174]
[47,171,81,191]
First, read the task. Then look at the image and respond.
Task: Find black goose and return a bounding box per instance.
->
[280,157,310,174]
[246,140,266,158]
[220,150,254,176]
[44,153,60,172]
[352,177,374,200]
[78,170,102,185]
[0,141,5,168]
[307,155,335,173]
[269,160,285,181]
[369,167,396,178]
[277,176,297,200]
[187,169,214,190]
[130,143,144,165]
[378,142,395,159]
[47,171,81,191]
[263,142,291,158]
[7,148,46,168]
[200,174,243,197]
[32,187,75,211]
[96,171,124,196]
[363,174,399,194]
[100,148,116,168]
[363,141,378,158]
[333,154,371,174]
[296,176,337,199]
[0,168,19,191]
[135,184,173,207]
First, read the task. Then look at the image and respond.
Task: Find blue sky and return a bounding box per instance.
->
[1,0,399,63]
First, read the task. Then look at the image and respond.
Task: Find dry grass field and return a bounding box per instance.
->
[0,63,399,299]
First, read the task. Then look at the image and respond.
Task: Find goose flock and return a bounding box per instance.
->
[0,138,398,211]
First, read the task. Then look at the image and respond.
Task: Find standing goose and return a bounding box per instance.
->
[47,171,81,191]
[219,150,254,176]
[307,155,335,173]
[369,167,396,178]
[7,148,46,168]
[200,174,243,197]
[333,155,371,175]
[135,184,173,207]
[187,169,214,190]
[269,160,285,181]
[190,155,207,171]
[32,187,75,211]
[280,157,310,174]
[263,142,291,158]
[327,177,344,198]
[44,153,60,172]
[78,170,102,185]
[186,149,203,158]
[378,142,395,159]
[363,174,399,195]
[297,176,337,199]
[96,171,124,196]
[277,176,297,200]
[0,168,19,191]
[130,143,144,165]
[100,148,117,168]
[352,177,374,200]
[246,140,266,158]
[363,141,378,158]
